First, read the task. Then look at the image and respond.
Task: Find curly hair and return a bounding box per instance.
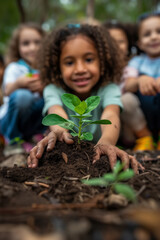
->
[5,22,45,65]
[39,24,125,89]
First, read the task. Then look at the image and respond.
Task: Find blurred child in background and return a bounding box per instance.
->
[0,54,5,105]
[124,12,160,150]
[104,20,153,151]
[0,23,46,156]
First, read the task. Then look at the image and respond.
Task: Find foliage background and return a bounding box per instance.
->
[0,0,159,54]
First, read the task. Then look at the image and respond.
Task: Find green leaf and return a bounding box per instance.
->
[59,121,75,130]
[71,132,78,137]
[114,183,136,202]
[113,161,124,175]
[42,114,74,130]
[85,96,100,113]
[81,132,93,141]
[103,173,116,182]
[70,115,92,119]
[74,101,87,115]
[42,114,68,126]
[82,119,93,123]
[61,93,81,111]
[117,170,134,181]
[89,120,112,125]
[82,178,107,186]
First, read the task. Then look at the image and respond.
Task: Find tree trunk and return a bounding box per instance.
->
[16,0,26,23]
[86,0,95,19]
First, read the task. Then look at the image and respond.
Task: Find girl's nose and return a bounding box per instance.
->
[29,43,37,51]
[74,61,87,74]
[151,31,158,39]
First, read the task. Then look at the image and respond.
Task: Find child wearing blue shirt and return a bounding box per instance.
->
[124,12,160,150]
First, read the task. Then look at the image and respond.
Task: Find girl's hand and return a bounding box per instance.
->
[27,130,73,168]
[17,75,43,93]
[27,76,44,93]
[155,77,160,93]
[93,143,144,174]
[138,75,157,96]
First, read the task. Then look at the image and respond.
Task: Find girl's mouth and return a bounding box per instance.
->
[73,78,90,87]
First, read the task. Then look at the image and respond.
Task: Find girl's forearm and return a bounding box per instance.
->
[97,106,120,145]
[124,77,139,92]
[5,80,20,96]
[98,116,120,145]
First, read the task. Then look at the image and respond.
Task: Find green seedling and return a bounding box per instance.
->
[42,93,111,144]
[82,161,136,202]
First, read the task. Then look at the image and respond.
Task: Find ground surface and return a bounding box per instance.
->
[0,140,160,240]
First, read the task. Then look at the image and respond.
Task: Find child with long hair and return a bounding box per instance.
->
[104,20,153,151]
[28,24,143,173]
[124,12,160,150]
[0,22,46,156]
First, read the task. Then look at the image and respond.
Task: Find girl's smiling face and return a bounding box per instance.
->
[19,28,42,66]
[138,16,160,58]
[60,34,100,99]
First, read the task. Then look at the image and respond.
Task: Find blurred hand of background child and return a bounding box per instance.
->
[138,75,157,95]
[5,74,44,96]
[155,77,160,93]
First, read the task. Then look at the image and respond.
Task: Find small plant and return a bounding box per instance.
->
[42,93,111,144]
[82,161,136,202]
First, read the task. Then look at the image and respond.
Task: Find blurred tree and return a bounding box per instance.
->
[0,0,20,54]
[87,0,95,19]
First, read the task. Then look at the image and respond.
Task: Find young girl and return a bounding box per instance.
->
[28,24,143,173]
[124,12,160,149]
[104,20,154,151]
[0,23,46,156]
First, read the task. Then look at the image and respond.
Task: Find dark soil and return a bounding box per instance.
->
[0,139,160,240]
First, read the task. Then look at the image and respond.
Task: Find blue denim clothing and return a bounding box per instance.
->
[0,89,45,142]
[136,91,160,137]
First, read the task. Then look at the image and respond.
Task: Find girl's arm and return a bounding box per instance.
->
[93,105,144,173]
[124,76,157,96]
[97,105,120,145]
[124,77,139,93]
[5,75,43,96]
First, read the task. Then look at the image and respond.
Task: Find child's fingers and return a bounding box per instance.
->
[107,149,117,170]
[130,155,145,173]
[46,132,57,150]
[93,145,117,169]
[63,132,74,144]
[27,146,39,168]
[116,149,130,170]
[92,147,101,163]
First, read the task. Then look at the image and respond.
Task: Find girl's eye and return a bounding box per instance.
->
[86,58,94,63]
[65,61,73,66]
[34,40,41,45]
[21,41,30,46]
[143,31,150,37]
